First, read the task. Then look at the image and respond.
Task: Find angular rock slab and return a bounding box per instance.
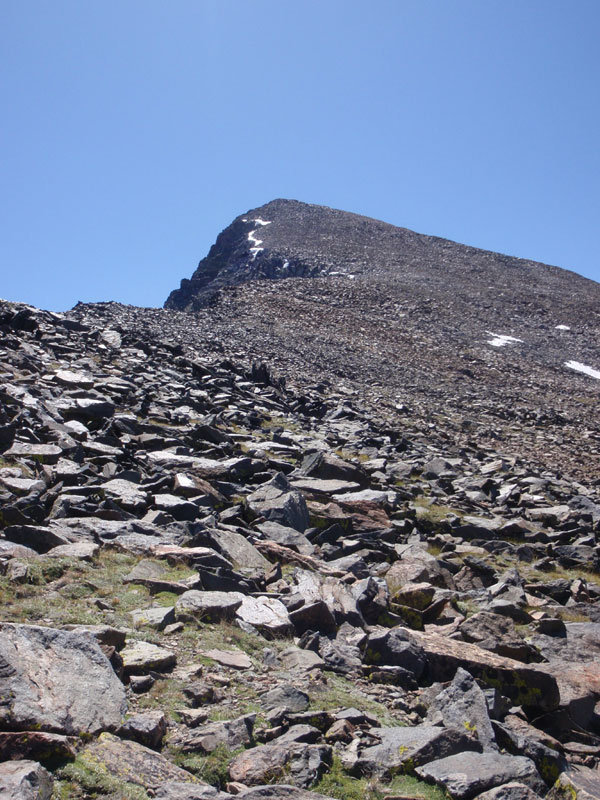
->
[121,640,176,674]
[154,784,229,800]
[0,759,53,800]
[415,752,546,800]
[426,666,497,752]
[179,713,255,753]
[0,623,127,735]
[477,783,544,800]
[246,473,310,532]
[239,787,338,800]
[547,767,600,800]
[78,732,198,790]
[229,742,332,789]
[175,590,244,622]
[407,628,559,712]
[354,724,480,778]
[236,596,293,636]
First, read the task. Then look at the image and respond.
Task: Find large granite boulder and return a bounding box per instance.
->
[0,623,127,735]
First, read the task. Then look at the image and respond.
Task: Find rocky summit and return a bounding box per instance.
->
[0,201,599,800]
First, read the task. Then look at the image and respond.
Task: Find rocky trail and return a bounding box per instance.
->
[0,295,599,800]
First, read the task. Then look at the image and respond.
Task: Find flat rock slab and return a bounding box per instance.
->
[54,369,94,388]
[0,623,127,735]
[415,751,546,800]
[477,782,544,800]
[180,713,255,753]
[0,759,53,800]
[154,784,229,799]
[229,742,332,788]
[129,606,176,630]
[4,443,63,463]
[262,685,310,712]
[44,541,99,560]
[79,732,198,790]
[203,648,253,669]
[537,659,600,729]
[0,731,76,762]
[548,767,600,800]
[280,648,326,671]
[290,478,361,494]
[175,590,244,622]
[246,473,310,532]
[356,724,479,777]
[236,596,292,636]
[239,787,338,800]
[102,479,149,513]
[256,521,315,555]
[121,640,176,674]
[407,628,559,712]
[204,528,270,570]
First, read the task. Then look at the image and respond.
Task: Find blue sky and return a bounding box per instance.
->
[2,0,599,311]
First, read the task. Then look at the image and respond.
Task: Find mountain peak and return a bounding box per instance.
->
[164,199,598,314]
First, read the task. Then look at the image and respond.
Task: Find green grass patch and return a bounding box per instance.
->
[172,743,243,789]
[311,672,404,727]
[54,756,150,800]
[314,755,449,800]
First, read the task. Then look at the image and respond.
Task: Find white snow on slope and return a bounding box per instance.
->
[242,219,271,261]
[565,360,600,380]
[486,332,523,347]
[555,325,571,331]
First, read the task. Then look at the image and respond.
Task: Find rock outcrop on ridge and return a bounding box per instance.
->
[0,201,599,798]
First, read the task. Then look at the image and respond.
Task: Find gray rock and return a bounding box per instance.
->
[239,788,337,800]
[460,612,541,663]
[0,623,127,735]
[118,710,168,748]
[236,595,293,636]
[4,442,63,464]
[129,605,176,630]
[175,590,244,622]
[262,685,310,713]
[407,628,559,713]
[547,767,600,800]
[257,520,315,555]
[121,640,176,674]
[202,528,270,570]
[153,493,200,521]
[154,783,225,800]
[365,627,427,679]
[0,760,53,800]
[415,752,546,800]
[426,667,497,751]
[180,714,255,753]
[229,742,332,788]
[355,724,480,778]
[78,732,197,790]
[246,473,310,532]
[476,781,544,799]
[102,478,149,513]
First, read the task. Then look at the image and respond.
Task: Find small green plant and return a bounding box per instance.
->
[172,743,242,789]
[55,757,150,799]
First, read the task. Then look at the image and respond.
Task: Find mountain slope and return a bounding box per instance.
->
[164,199,600,482]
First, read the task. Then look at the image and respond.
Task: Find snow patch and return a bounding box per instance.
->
[243,219,271,261]
[486,332,523,348]
[565,360,600,380]
[555,325,571,331]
